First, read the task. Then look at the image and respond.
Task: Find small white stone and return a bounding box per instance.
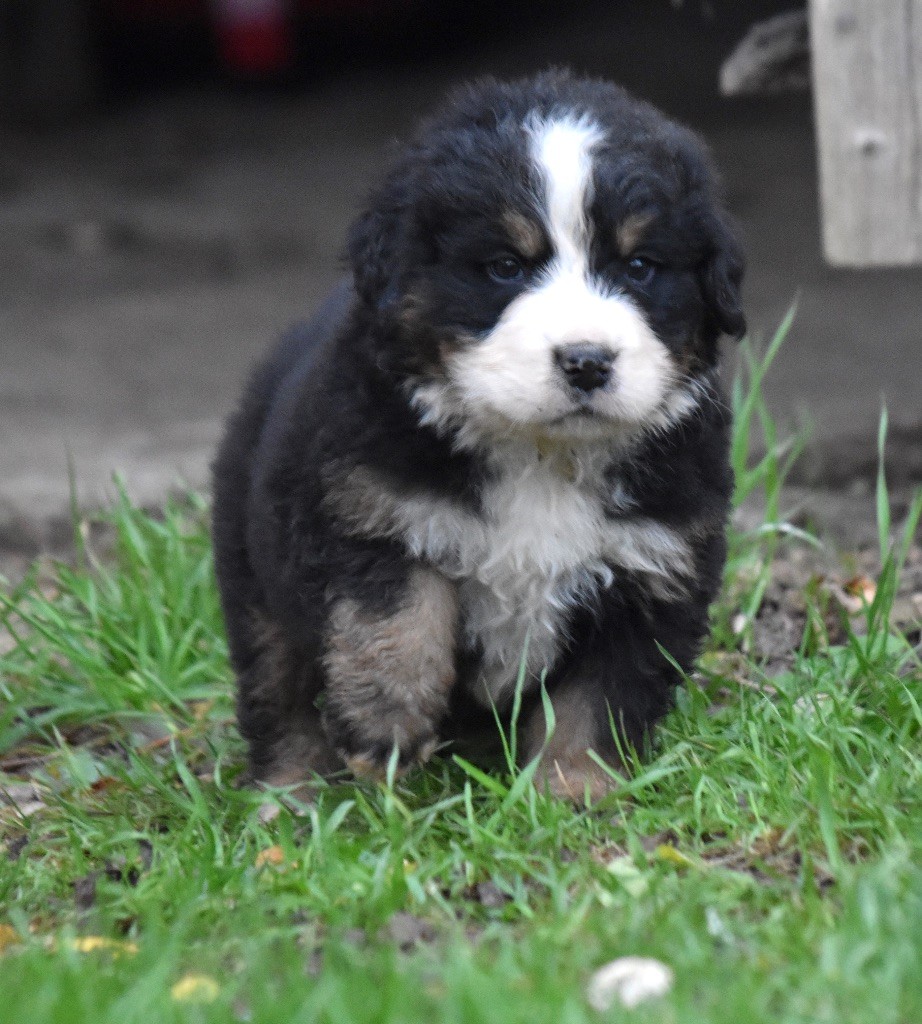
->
[586,956,674,1011]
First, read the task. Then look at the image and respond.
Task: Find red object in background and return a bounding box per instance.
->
[100,0,418,76]
[103,0,401,19]
[213,0,293,74]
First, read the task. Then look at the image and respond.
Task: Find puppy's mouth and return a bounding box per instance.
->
[546,389,614,425]
[536,401,629,442]
[548,405,602,424]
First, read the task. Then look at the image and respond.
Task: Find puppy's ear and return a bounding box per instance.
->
[701,217,746,340]
[347,195,403,312]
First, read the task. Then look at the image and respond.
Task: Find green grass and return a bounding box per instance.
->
[1,324,921,1023]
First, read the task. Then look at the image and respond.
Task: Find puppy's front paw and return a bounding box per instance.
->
[323,691,446,780]
[343,732,440,781]
[534,750,622,805]
[521,678,624,805]
[321,566,457,781]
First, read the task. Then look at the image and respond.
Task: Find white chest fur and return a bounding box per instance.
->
[401,447,691,706]
[329,451,693,707]
[452,454,614,705]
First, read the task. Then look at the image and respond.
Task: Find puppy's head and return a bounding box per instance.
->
[348,72,744,446]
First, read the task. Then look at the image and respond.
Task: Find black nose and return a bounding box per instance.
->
[554,343,615,393]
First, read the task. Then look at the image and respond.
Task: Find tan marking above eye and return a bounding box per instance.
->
[615,213,654,257]
[501,210,545,260]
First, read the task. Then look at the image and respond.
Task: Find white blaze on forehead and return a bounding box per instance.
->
[527,115,604,270]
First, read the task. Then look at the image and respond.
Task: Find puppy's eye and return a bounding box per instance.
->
[486,255,525,284]
[625,256,657,286]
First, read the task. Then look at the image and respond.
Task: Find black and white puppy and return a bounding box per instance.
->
[213,71,745,801]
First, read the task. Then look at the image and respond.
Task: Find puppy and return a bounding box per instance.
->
[212,71,745,802]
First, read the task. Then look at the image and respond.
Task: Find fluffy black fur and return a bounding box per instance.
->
[213,71,744,798]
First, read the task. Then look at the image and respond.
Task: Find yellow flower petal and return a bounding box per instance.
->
[171,973,220,1003]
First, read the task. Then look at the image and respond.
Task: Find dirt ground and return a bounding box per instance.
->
[1,1,920,562]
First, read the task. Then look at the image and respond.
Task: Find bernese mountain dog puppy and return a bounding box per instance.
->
[213,71,745,802]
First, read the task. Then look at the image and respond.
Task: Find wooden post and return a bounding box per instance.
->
[809,0,922,266]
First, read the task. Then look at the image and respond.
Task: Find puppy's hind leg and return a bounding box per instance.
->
[320,566,459,779]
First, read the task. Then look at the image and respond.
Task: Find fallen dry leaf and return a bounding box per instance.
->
[171,973,220,1003]
[654,844,696,870]
[823,579,865,616]
[844,574,877,605]
[254,845,285,868]
[586,956,674,1011]
[0,924,21,954]
[89,775,120,794]
[68,936,139,957]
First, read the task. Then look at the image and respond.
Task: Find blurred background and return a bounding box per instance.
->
[1,0,920,562]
